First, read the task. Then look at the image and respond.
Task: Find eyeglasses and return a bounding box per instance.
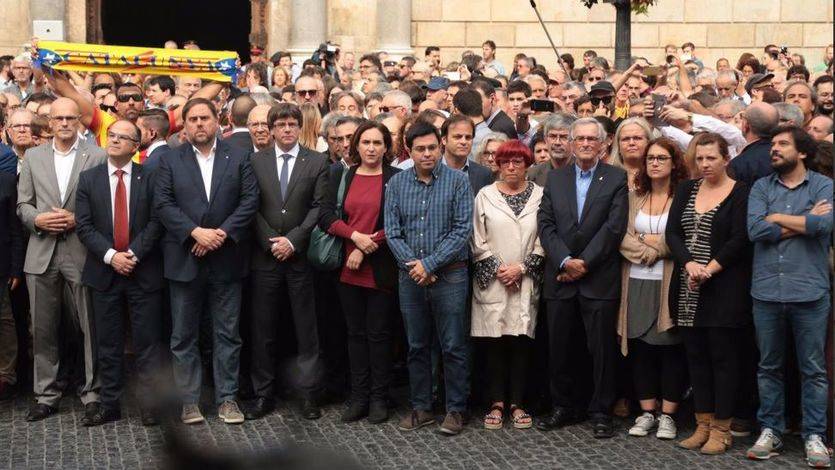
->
[646,156,672,163]
[9,124,31,131]
[296,89,317,97]
[116,94,143,103]
[590,96,613,106]
[378,105,402,113]
[50,115,79,123]
[272,121,299,129]
[571,136,600,143]
[107,131,138,143]
[498,158,526,167]
[587,76,604,82]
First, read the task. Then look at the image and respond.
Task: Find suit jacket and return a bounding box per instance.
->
[75,162,164,292]
[17,140,106,275]
[537,162,628,300]
[0,172,23,279]
[142,142,170,172]
[464,160,495,198]
[526,162,553,187]
[250,144,329,271]
[318,164,400,291]
[154,140,259,282]
[223,130,254,152]
[488,110,518,140]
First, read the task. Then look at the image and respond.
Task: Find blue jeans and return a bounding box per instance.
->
[753,295,830,440]
[399,267,470,413]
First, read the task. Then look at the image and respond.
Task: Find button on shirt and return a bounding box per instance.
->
[53,138,80,204]
[747,170,834,303]
[103,161,136,265]
[384,163,472,274]
[192,140,217,201]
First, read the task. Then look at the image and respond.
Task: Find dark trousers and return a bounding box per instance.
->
[628,339,686,403]
[546,296,617,416]
[91,277,163,410]
[483,335,532,406]
[250,261,319,398]
[680,327,740,419]
[338,283,394,403]
[315,269,348,399]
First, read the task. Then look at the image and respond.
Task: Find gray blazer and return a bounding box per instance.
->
[17,140,106,275]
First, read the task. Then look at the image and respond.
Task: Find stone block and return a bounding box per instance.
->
[514,22,563,48]
[563,23,611,48]
[781,0,830,22]
[756,24,804,48]
[733,0,780,22]
[490,0,538,22]
[659,24,708,48]
[634,0,685,22]
[466,23,516,47]
[630,24,660,48]
[550,0,592,22]
[443,0,490,21]
[416,22,466,47]
[587,3,615,23]
[412,0,442,21]
[708,24,755,48]
[684,0,732,22]
[803,23,835,47]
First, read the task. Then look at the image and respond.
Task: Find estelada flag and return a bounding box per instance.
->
[35,40,240,83]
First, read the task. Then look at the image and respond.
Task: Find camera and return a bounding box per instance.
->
[312,41,339,68]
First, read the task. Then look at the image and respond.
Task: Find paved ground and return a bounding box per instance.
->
[0,388,820,470]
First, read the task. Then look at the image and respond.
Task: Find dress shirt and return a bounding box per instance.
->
[658,114,746,158]
[53,138,80,204]
[192,140,217,201]
[384,162,472,274]
[442,155,470,172]
[146,139,167,156]
[561,160,599,269]
[103,160,137,265]
[274,142,300,183]
[747,170,833,303]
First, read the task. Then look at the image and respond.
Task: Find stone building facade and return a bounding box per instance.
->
[1,0,832,71]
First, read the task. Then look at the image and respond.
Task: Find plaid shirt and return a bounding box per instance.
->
[384,162,472,274]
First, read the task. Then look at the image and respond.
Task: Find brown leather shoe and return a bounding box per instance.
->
[701,418,732,454]
[398,410,435,431]
[439,411,464,435]
[679,412,712,450]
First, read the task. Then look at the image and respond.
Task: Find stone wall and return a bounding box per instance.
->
[0,0,87,55]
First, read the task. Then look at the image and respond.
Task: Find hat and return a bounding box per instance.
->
[422,76,450,91]
[745,73,774,96]
[589,80,616,95]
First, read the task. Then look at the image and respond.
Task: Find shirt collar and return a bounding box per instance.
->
[107,160,132,176]
[275,142,300,158]
[575,160,599,177]
[52,136,80,156]
[146,140,166,156]
[774,169,810,188]
[410,162,443,183]
[192,139,217,159]
[442,155,469,172]
[231,127,249,134]
[486,108,501,126]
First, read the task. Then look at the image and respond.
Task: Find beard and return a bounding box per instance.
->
[772,154,799,173]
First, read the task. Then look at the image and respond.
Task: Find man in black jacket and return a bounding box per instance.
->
[728,101,779,186]
[0,170,23,401]
[471,78,517,140]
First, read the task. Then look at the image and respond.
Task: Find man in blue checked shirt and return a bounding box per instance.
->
[384,121,473,436]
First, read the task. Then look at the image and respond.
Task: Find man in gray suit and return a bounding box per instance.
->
[17,98,106,423]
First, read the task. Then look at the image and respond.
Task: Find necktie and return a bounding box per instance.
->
[113,169,129,252]
[279,154,291,199]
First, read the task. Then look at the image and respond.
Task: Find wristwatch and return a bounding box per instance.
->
[638,233,646,242]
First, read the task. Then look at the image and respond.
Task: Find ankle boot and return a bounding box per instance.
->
[700,417,732,454]
[678,412,712,449]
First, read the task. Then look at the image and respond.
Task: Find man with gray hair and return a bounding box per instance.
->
[536,117,628,438]
[527,112,577,186]
[2,55,35,101]
[715,70,741,100]
[380,90,412,121]
[729,101,780,185]
[773,103,805,128]
[712,98,745,123]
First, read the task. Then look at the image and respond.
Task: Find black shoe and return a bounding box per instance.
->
[26,403,57,422]
[301,398,321,420]
[81,402,100,426]
[592,416,614,439]
[536,407,579,431]
[341,401,368,423]
[368,401,388,424]
[84,407,121,427]
[140,408,159,427]
[244,397,275,420]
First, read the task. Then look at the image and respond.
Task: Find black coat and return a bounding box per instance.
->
[487,110,517,140]
[223,131,254,152]
[665,179,752,327]
[465,160,496,198]
[0,172,23,279]
[318,164,400,291]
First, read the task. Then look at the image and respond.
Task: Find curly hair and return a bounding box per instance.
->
[635,137,690,196]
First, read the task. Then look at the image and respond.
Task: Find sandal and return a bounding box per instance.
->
[510,405,532,429]
[483,404,504,430]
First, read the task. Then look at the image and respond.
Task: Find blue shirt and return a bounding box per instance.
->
[575,161,598,223]
[747,170,833,303]
[384,162,473,274]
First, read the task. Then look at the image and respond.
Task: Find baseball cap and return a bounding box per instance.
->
[589,80,616,95]
[745,73,774,96]
[422,76,450,91]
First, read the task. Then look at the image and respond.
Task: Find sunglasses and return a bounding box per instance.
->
[116,94,143,103]
[378,105,402,113]
[296,89,317,97]
[590,96,613,106]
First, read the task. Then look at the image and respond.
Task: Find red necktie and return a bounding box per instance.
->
[113,169,129,252]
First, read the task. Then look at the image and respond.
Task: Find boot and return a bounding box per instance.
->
[700,417,732,455]
[678,413,712,450]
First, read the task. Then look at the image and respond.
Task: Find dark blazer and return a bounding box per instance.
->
[76,162,164,292]
[155,140,259,282]
[250,144,329,271]
[488,110,517,140]
[728,139,772,187]
[142,142,170,172]
[665,179,752,327]
[0,172,23,279]
[224,130,254,152]
[318,164,400,291]
[466,160,495,198]
[526,161,555,187]
[537,162,628,300]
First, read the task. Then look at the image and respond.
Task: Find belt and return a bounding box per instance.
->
[438,261,467,273]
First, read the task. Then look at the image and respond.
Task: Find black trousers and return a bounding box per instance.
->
[250,262,319,398]
[547,296,618,416]
[680,326,740,419]
[315,269,348,398]
[483,335,532,406]
[338,283,394,403]
[91,276,163,410]
[628,339,686,403]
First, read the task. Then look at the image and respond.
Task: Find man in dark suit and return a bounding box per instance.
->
[0,170,23,400]
[471,78,517,140]
[75,119,164,426]
[245,103,329,421]
[155,98,259,425]
[137,108,171,171]
[440,115,494,197]
[222,95,256,151]
[536,117,628,438]
[526,113,576,187]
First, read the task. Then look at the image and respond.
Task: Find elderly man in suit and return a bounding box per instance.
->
[155,97,259,425]
[245,103,329,421]
[75,119,164,426]
[536,117,628,438]
[17,97,106,423]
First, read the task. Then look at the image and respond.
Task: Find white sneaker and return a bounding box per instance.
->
[805,435,832,468]
[628,412,656,437]
[655,414,677,439]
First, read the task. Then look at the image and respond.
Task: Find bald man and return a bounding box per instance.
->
[247,104,274,152]
[224,95,257,151]
[17,97,106,423]
[729,101,780,186]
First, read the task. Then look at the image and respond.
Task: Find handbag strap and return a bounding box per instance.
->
[335,168,349,217]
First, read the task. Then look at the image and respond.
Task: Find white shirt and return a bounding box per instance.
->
[53,138,80,204]
[628,210,668,280]
[659,114,746,159]
[103,160,136,265]
[230,127,249,135]
[146,139,167,157]
[193,140,217,201]
[274,142,300,183]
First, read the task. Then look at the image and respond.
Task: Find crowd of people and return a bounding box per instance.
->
[0,36,833,468]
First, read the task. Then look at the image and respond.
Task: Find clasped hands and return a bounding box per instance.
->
[268,236,294,261]
[406,260,437,287]
[556,258,587,283]
[685,261,711,291]
[191,227,227,258]
[111,251,137,276]
[34,207,76,234]
[497,263,523,290]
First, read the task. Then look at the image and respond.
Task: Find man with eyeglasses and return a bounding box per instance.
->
[380,90,412,121]
[588,81,616,119]
[294,76,324,109]
[526,113,577,187]
[331,116,362,168]
[1,55,35,101]
[5,108,35,174]
[812,75,833,116]
[246,104,274,153]
[16,97,106,423]
[74,119,164,426]
[398,56,416,80]
[536,117,628,439]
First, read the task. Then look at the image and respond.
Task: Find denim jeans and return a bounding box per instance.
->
[753,295,830,440]
[399,267,470,413]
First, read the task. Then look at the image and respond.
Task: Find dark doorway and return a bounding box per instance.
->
[101,0,252,63]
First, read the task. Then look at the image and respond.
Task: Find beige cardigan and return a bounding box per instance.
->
[470,183,545,338]
[617,191,674,356]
